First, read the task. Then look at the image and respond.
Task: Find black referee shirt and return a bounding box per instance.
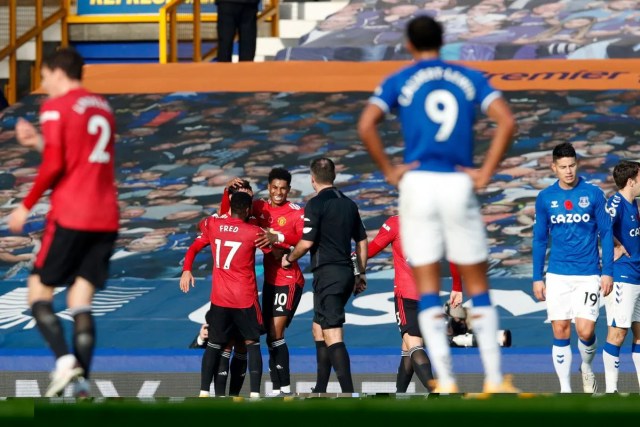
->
[302,186,367,271]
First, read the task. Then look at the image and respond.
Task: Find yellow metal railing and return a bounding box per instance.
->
[65,0,279,64]
[1,0,68,104]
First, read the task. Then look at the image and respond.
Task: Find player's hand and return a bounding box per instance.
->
[600,275,613,297]
[281,254,292,269]
[255,229,278,248]
[199,324,209,341]
[614,244,629,261]
[180,271,195,293]
[226,177,244,190]
[448,290,463,308]
[459,167,492,190]
[354,274,367,296]
[384,162,419,187]
[8,204,29,234]
[15,118,43,151]
[532,280,546,301]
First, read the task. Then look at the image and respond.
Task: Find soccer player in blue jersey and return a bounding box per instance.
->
[603,160,640,393]
[532,142,614,394]
[358,15,516,394]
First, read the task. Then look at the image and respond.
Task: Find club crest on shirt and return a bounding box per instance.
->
[277,216,287,226]
[578,197,590,208]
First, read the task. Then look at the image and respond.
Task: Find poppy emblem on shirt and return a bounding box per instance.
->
[564,200,573,210]
[578,197,590,208]
[277,216,287,226]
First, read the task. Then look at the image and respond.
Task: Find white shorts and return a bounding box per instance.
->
[545,273,601,322]
[398,171,488,266]
[604,282,640,328]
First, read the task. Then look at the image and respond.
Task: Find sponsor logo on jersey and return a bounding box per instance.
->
[629,227,640,237]
[578,196,590,208]
[550,213,591,224]
[277,216,287,226]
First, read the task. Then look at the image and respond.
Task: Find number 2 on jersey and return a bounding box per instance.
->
[214,239,241,269]
[88,115,111,163]
[425,89,458,142]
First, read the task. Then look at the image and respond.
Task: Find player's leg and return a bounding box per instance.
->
[632,322,640,391]
[545,274,574,393]
[68,230,117,397]
[440,173,506,392]
[237,303,264,397]
[603,281,635,393]
[399,171,455,392]
[229,340,247,396]
[399,297,433,391]
[574,275,601,393]
[396,347,413,393]
[261,283,280,394]
[269,284,302,395]
[311,321,331,393]
[214,344,232,396]
[201,305,227,397]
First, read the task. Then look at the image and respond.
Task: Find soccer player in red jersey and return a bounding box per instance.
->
[368,215,463,392]
[8,48,119,398]
[180,192,268,398]
[252,168,304,396]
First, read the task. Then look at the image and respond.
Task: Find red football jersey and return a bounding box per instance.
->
[253,199,305,287]
[22,88,119,231]
[184,215,267,308]
[368,215,462,300]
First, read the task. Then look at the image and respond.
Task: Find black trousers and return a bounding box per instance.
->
[216,1,258,62]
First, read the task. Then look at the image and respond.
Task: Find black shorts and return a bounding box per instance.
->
[33,222,117,290]
[262,283,303,328]
[395,296,421,338]
[207,301,264,344]
[312,265,354,329]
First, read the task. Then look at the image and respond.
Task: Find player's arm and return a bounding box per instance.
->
[367,219,394,258]
[180,234,210,293]
[531,196,549,301]
[449,262,463,308]
[473,97,516,189]
[282,211,304,246]
[282,201,318,268]
[9,110,64,234]
[596,192,614,296]
[15,118,44,152]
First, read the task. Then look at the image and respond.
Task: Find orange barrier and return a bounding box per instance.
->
[72,59,640,95]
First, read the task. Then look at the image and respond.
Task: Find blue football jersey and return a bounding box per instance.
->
[369,58,501,172]
[532,177,613,281]
[607,192,640,283]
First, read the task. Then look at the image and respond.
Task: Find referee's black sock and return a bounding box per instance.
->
[214,351,231,396]
[271,338,291,389]
[247,342,263,394]
[200,343,221,393]
[72,307,94,378]
[32,300,69,359]
[410,346,434,391]
[229,351,247,396]
[396,352,413,393]
[314,340,331,393]
[328,342,354,393]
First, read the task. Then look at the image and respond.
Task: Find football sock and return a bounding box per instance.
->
[632,343,640,390]
[214,351,231,396]
[603,342,621,393]
[553,338,572,393]
[271,338,290,388]
[314,340,331,393]
[247,342,263,394]
[267,344,280,392]
[409,346,434,390]
[31,300,69,359]
[200,343,221,393]
[418,294,455,389]
[470,294,503,386]
[71,306,94,378]
[578,335,597,373]
[229,351,247,396]
[396,351,413,393]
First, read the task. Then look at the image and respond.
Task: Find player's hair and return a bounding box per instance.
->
[42,48,84,81]
[406,15,443,52]
[268,167,292,186]
[228,179,253,195]
[310,157,336,185]
[230,192,252,216]
[552,142,576,162]
[613,160,640,190]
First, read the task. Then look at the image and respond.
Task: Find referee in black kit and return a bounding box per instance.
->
[282,158,367,394]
